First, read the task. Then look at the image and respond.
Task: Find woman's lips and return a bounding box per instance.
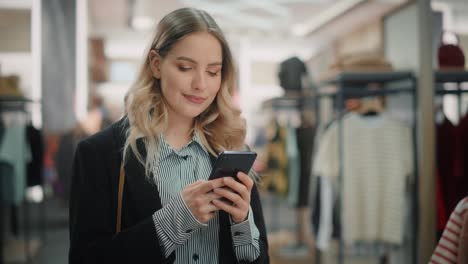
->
[184,94,206,104]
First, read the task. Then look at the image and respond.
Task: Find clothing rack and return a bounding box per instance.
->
[261,95,318,111]
[0,96,43,264]
[260,94,319,257]
[315,71,418,264]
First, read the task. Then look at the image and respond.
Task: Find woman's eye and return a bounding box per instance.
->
[178,66,192,72]
[207,71,220,77]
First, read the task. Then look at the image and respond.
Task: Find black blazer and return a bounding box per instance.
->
[69,118,269,263]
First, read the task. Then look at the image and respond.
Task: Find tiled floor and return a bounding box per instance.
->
[2,198,69,264]
[34,228,68,264]
[36,200,69,264]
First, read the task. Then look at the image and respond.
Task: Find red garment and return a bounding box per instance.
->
[437,170,448,231]
[437,115,468,223]
[437,118,460,214]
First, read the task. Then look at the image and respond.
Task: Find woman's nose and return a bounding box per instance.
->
[192,70,207,91]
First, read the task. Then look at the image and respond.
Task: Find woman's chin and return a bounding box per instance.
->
[185,106,209,118]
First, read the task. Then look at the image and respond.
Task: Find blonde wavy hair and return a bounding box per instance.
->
[123,7,246,176]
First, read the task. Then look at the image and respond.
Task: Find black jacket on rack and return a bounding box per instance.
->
[26,124,43,187]
[296,126,315,207]
[68,118,269,264]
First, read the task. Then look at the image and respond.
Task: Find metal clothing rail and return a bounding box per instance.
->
[315,71,418,264]
[261,95,318,111]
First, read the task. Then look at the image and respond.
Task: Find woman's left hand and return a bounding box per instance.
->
[212,172,254,223]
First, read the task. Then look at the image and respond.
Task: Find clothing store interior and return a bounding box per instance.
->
[1,0,468,263]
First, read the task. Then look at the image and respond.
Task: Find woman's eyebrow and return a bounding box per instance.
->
[176,56,222,66]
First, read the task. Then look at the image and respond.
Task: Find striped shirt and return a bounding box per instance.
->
[151,133,260,263]
[313,113,413,246]
[430,197,468,264]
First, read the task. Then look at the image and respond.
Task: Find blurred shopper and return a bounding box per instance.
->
[69,8,269,263]
[55,94,110,203]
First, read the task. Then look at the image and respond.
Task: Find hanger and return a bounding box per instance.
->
[355,96,385,116]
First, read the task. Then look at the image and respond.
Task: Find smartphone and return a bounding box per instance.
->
[208,151,257,180]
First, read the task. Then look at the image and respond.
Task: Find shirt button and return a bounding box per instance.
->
[192,253,199,261]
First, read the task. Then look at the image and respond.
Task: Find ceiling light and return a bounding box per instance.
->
[292,0,367,37]
[131,16,154,31]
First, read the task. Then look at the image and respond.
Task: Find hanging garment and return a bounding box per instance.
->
[436,115,468,217]
[437,118,460,215]
[296,126,316,207]
[310,176,341,251]
[314,176,334,250]
[430,197,468,264]
[26,124,44,187]
[0,124,31,205]
[312,113,413,246]
[286,124,300,206]
[438,32,466,69]
[262,120,289,196]
[0,162,14,203]
[278,57,307,92]
[437,170,449,234]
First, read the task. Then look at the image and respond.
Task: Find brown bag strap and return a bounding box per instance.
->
[116,164,125,235]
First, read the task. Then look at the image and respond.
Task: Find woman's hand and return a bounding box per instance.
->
[212,172,254,224]
[181,178,225,224]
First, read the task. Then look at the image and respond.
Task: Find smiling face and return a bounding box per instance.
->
[149,32,223,125]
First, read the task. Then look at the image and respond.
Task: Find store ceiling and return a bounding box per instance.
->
[89,0,348,38]
[89,0,412,60]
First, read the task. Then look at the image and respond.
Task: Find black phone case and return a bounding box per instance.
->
[209,151,257,180]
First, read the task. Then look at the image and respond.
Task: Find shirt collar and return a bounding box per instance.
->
[158,131,208,161]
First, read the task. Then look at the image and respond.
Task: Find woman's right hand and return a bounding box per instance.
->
[181,179,225,224]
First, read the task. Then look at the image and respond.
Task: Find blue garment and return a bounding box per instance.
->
[0,124,31,205]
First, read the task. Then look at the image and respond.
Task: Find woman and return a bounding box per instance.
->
[69,7,269,264]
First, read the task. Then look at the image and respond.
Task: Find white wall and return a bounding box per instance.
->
[384,3,420,124]
[384,3,420,71]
